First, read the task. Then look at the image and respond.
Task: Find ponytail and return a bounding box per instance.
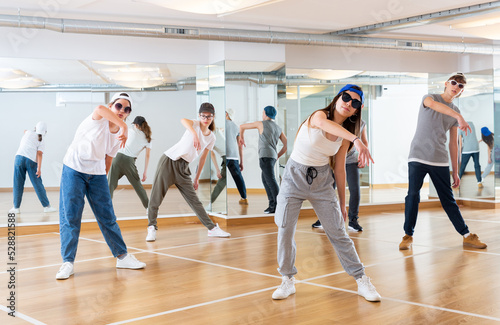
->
[137,121,152,143]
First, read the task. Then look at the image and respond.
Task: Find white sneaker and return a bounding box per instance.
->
[356,275,381,302]
[272,276,296,300]
[56,262,74,280]
[205,202,212,211]
[44,206,57,213]
[9,207,20,214]
[146,226,156,242]
[116,254,146,269]
[208,224,230,237]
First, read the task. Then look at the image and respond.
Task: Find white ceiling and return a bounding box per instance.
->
[1,0,500,87]
[1,0,499,40]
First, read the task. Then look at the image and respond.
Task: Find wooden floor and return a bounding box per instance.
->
[1,191,500,324]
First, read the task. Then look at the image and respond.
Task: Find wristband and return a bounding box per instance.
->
[352,137,360,143]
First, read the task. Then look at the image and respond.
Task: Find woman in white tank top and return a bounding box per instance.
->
[272,85,381,303]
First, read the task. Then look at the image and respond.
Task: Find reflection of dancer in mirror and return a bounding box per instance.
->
[108,116,152,210]
[399,73,487,251]
[146,103,230,242]
[272,85,381,302]
[57,93,146,280]
[209,109,248,207]
[479,126,494,181]
[239,106,287,214]
[10,121,57,214]
[312,119,368,232]
[458,121,482,188]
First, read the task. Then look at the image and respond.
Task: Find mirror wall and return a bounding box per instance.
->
[427,71,495,200]
[1,57,498,226]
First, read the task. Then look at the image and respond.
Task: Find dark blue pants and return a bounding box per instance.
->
[458,152,481,182]
[259,157,279,209]
[404,162,469,236]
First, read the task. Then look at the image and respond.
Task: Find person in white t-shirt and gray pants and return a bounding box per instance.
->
[146,103,231,242]
[108,115,152,210]
[10,121,57,214]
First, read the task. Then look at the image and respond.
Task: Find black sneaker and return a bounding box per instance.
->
[312,220,323,228]
[348,219,363,232]
[264,208,275,214]
[264,207,271,213]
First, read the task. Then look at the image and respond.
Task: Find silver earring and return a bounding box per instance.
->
[349,115,357,123]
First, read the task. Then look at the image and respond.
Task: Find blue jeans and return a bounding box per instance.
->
[259,157,279,209]
[458,152,481,182]
[346,163,360,221]
[404,162,469,236]
[13,155,50,208]
[59,165,127,262]
[227,159,247,199]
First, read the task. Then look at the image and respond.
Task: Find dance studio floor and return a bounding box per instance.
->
[1,184,500,324]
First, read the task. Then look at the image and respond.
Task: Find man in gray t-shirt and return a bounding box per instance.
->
[239,105,287,214]
[400,72,486,251]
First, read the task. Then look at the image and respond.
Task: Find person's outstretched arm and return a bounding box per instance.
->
[358,127,369,168]
[142,148,151,182]
[423,96,471,135]
[210,150,222,179]
[93,105,128,148]
[236,135,244,171]
[449,126,460,188]
[277,132,287,158]
[334,139,350,221]
[239,121,263,147]
[181,118,201,151]
[311,111,374,166]
[194,148,210,190]
[36,150,43,177]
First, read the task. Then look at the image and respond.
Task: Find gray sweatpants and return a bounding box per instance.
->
[275,159,365,279]
[148,155,216,230]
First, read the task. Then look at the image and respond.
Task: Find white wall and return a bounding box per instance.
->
[1,90,198,188]
[371,84,428,185]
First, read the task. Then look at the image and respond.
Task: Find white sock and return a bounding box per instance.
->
[118,253,128,260]
[464,233,470,238]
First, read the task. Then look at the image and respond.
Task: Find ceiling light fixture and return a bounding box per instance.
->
[134,0,283,16]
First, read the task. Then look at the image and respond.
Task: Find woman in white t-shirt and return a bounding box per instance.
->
[9,122,56,214]
[56,93,146,280]
[108,116,152,209]
[146,103,230,242]
[271,85,381,303]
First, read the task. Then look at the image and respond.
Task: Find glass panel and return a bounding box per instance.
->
[224,60,285,215]
[428,70,495,200]
[208,61,226,214]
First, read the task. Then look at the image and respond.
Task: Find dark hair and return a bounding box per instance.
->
[136,120,152,143]
[301,86,362,149]
[38,134,42,142]
[482,132,494,149]
[296,86,362,168]
[199,102,215,132]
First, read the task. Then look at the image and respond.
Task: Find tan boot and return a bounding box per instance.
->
[399,235,413,250]
[463,233,487,249]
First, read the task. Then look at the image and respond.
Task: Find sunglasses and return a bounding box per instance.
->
[341,92,362,109]
[199,114,214,120]
[114,102,131,114]
[448,80,465,89]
